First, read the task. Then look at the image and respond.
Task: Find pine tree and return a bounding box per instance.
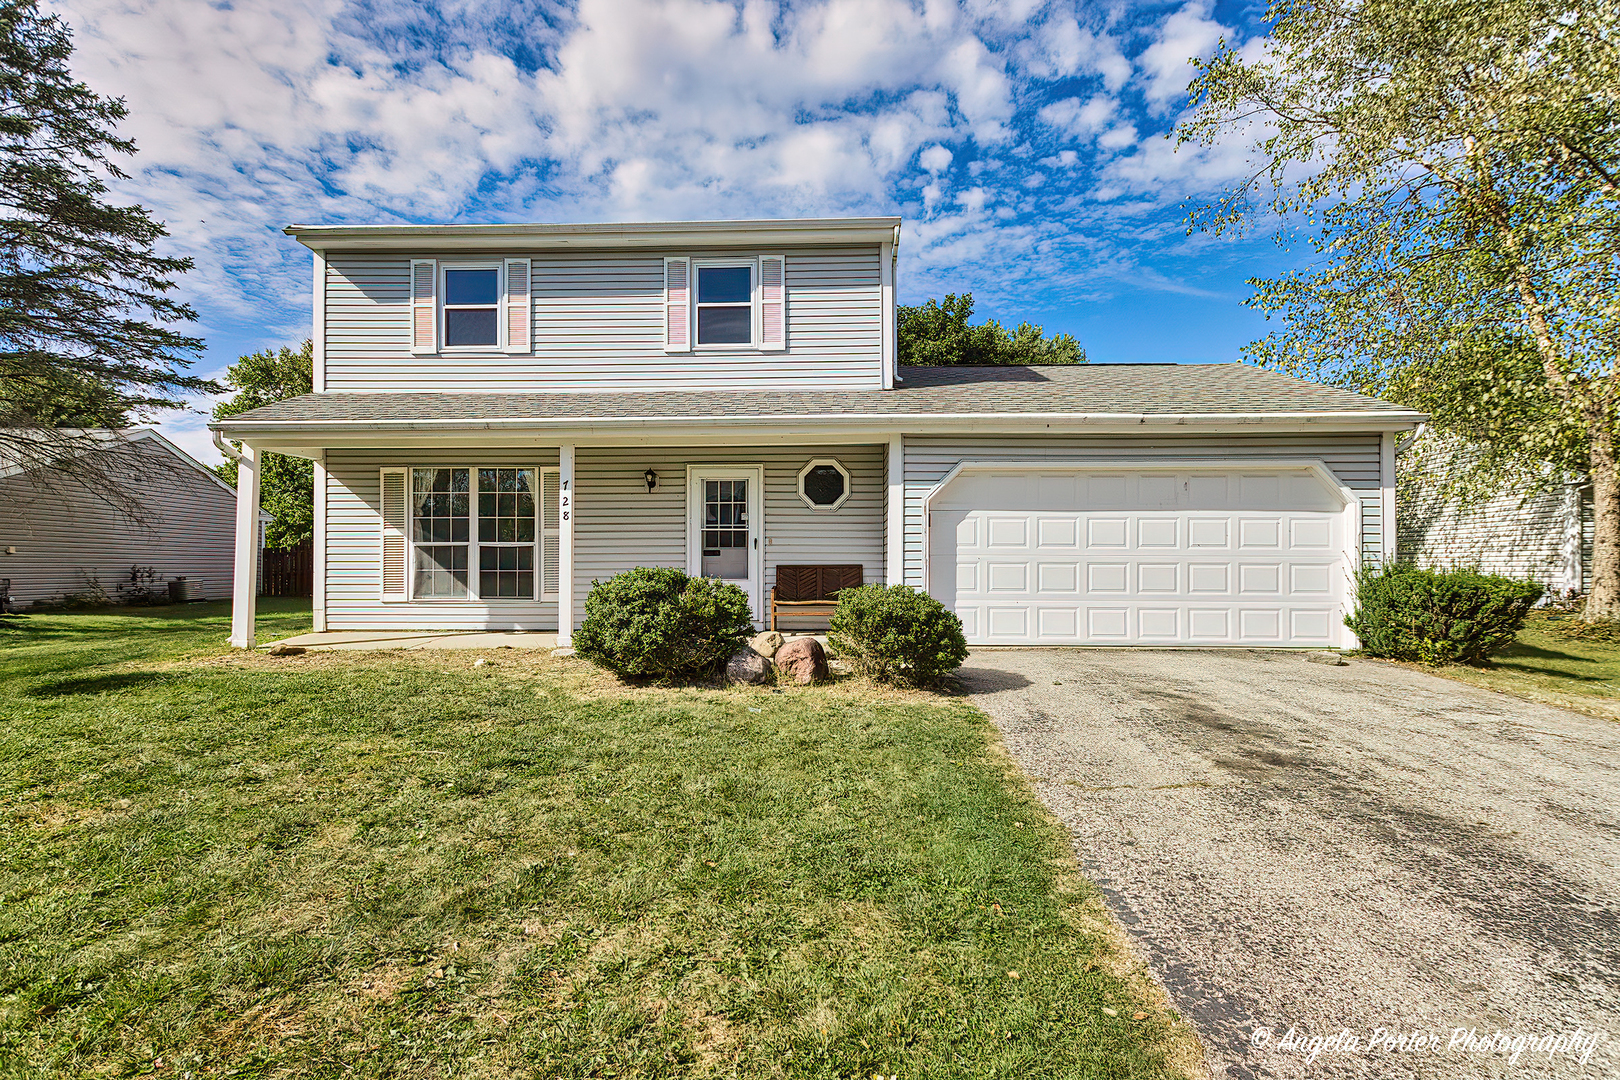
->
[0,0,212,480]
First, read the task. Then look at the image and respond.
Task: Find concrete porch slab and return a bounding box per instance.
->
[268,631,560,652]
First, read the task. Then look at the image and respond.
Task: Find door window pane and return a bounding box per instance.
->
[701,479,749,579]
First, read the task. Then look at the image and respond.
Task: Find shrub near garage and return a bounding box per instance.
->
[573,566,755,679]
[829,584,969,687]
[1346,563,1544,665]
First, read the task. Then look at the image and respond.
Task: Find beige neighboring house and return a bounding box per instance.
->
[1396,428,1592,598]
[0,428,268,610]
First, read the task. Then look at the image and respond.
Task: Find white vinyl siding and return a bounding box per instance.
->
[901,434,1387,589]
[571,444,886,630]
[325,448,561,630]
[0,436,242,604]
[322,246,882,392]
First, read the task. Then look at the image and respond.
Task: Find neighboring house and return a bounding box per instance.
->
[212,217,1423,650]
[0,429,268,608]
[1397,429,1591,597]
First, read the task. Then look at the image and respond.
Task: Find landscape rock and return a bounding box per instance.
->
[551,647,576,658]
[726,648,774,685]
[1304,651,1349,666]
[265,643,306,656]
[748,631,785,659]
[775,637,829,685]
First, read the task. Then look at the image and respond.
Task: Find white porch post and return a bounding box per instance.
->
[558,444,575,646]
[229,443,261,648]
[886,433,904,585]
[312,451,328,632]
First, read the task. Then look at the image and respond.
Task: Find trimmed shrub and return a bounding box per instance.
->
[1346,563,1544,665]
[829,584,968,687]
[574,567,755,680]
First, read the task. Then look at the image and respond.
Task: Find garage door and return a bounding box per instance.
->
[928,465,1355,647]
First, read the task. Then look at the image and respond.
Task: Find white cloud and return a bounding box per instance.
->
[1137,0,1229,111]
[1038,93,1118,139]
[920,143,954,173]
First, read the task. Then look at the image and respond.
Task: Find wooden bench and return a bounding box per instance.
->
[770,565,863,631]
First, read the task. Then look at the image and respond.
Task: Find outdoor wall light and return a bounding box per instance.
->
[644,468,658,493]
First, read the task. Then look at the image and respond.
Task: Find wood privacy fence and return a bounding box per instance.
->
[261,542,313,597]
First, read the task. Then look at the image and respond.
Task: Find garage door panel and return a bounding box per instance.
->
[1037,562,1079,593]
[987,607,1029,638]
[1139,608,1180,639]
[1037,606,1078,638]
[1087,607,1130,638]
[1138,518,1179,548]
[1138,563,1180,593]
[1037,517,1078,548]
[1239,608,1284,640]
[930,466,1348,647]
[1188,563,1230,593]
[1238,518,1282,548]
[1188,517,1230,547]
[1290,609,1336,641]
[987,562,1028,592]
[1289,563,1333,595]
[1088,517,1129,547]
[1088,562,1129,592]
[987,517,1028,547]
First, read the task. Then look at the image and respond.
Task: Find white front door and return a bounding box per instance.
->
[687,465,765,624]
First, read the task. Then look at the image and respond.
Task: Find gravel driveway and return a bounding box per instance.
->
[960,650,1620,1079]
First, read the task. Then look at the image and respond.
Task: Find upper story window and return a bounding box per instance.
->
[443,266,500,347]
[695,263,753,346]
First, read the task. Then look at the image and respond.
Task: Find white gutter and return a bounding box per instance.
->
[285,216,903,252]
[212,409,1426,434]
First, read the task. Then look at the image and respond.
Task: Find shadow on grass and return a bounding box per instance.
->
[27,671,180,697]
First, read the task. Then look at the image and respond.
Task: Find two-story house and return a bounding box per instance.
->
[212,217,1421,650]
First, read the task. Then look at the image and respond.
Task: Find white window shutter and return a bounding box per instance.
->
[504,258,531,354]
[410,260,437,355]
[759,254,786,351]
[541,467,560,599]
[663,256,691,352]
[380,467,408,601]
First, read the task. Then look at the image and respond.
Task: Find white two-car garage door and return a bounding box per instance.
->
[928,463,1358,647]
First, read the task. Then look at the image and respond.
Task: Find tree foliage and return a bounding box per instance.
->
[0,0,211,481]
[213,342,313,551]
[897,293,1086,365]
[1179,0,1620,619]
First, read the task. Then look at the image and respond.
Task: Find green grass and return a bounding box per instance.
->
[0,602,1193,1078]
[1403,610,1620,718]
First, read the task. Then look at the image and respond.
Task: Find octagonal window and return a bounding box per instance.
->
[798,459,850,511]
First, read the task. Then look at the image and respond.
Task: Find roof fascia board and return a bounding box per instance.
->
[213,411,1425,438]
[287,217,902,252]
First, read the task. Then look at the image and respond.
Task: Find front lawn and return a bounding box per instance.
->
[0,603,1195,1077]
[1410,610,1620,719]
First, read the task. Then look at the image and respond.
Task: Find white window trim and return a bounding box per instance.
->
[797,457,852,512]
[691,257,758,351]
[439,261,505,352]
[404,464,557,603]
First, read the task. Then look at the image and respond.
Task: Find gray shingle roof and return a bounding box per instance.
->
[217,363,1417,427]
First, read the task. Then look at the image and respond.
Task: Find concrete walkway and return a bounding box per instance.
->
[268,631,560,651]
[961,648,1620,1080]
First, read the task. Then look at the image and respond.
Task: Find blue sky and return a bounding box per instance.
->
[51,0,1289,465]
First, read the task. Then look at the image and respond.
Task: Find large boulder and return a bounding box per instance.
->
[775,637,829,685]
[748,630,785,659]
[725,648,774,685]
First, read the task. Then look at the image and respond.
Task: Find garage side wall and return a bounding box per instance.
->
[901,433,1385,588]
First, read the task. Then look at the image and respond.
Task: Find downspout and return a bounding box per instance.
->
[212,428,245,463]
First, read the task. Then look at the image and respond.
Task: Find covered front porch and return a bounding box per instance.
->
[219,430,905,649]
